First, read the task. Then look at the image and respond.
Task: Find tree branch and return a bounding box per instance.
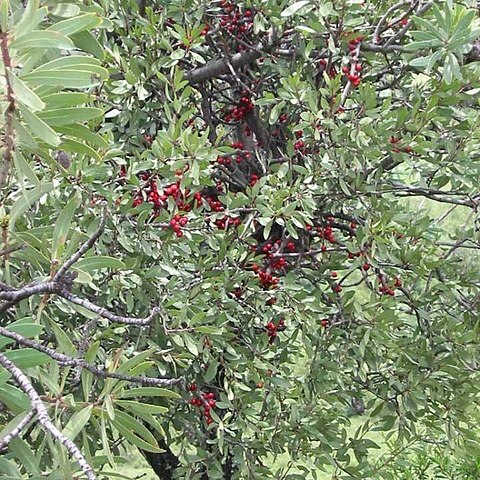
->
[0,32,15,188]
[0,325,180,386]
[0,353,97,480]
[58,290,159,326]
[185,30,278,84]
[0,409,35,452]
[0,281,61,311]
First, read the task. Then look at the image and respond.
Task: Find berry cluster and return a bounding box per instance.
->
[347,35,364,53]
[379,275,402,296]
[389,136,413,154]
[293,130,307,153]
[188,384,216,425]
[316,216,339,245]
[214,215,242,230]
[265,318,285,344]
[132,174,192,213]
[211,1,254,47]
[249,174,260,187]
[250,238,297,288]
[256,267,279,288]
[195,191,242,230]
[342,62,362,87]
[170,213,189,237]
[223,94,255,123]
[217,142,252,165]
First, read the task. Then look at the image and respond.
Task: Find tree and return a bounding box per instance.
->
[1,0,480,478]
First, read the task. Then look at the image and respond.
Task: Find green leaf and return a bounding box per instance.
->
[50,3,80,17]
[0,384,30,414]
[182,334,199,356]
[55,124,108,148]
[62,406,93,441]
[47,316,77,357]
[115,400,168,415]
[0,319,43,349]
[28,55,105,73]
[71,31,105,59]
[281,1,311,17]
[204,361,218,383]
[8,71,45,111]
[4,349,50,368]
[37,107,103,126]
[111,409,163,453]
[195,326,222,335]
[43,92,91,108]
[13,119,38,150]
[74,256,126,272]
[120,387,181,399]
[19,106,61,146]
[413,16,446,41]
[10,30,74,50]
[13,2,47,38]
[0,458,23,478]
[47,13,102,36]
[0,0,7,32]
[13,151,40,188]
[21,70,105,89]
[404,38,443,50]
[59,138,102,161]
[8,438,41,476]
[52,194,81,260]
[9,182,54,230]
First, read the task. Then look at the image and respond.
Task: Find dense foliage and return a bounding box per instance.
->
[1,0,480,479]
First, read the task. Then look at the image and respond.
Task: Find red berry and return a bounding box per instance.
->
[331,271,338,278]
[266,321,276,331]
[363,263,371,271]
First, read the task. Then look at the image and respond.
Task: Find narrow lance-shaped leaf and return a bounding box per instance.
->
[47,13,103,36]
[7,70,45,111]
[51,193,81,261]
[10,30,74,50]
[19,106,61,146]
